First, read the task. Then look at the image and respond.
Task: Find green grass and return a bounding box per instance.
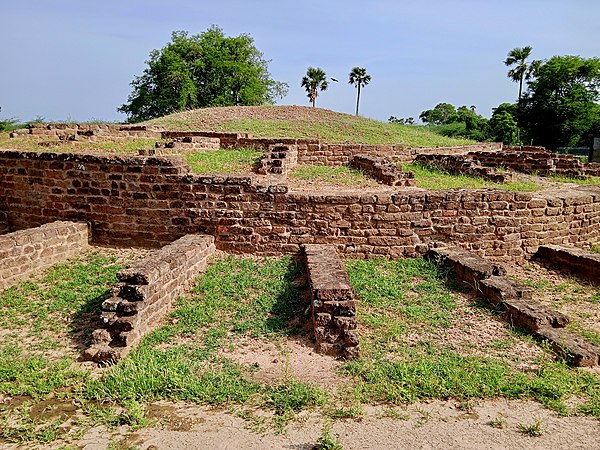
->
[2,253,600,446]
[548,173,600,185]
[591,244,600,254]
[402,162,542,191]
[289,165,378,187]
[343,257,600,417]
[185,148,263,174]
[145,106,474,147]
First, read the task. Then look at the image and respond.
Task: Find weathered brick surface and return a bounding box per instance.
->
[349,155,416,186]
[426,247,505,290]
[414,154,513,183]
[0,211,8,235]
[85,234,215,363]
[257,144,298,175]
[535,327,600,367]
[533,245,600,285]
[0,151,599,261]
[430,246,598,366]
[0,221,88,291]
[303,244,359,358]
[150,136,221,155]
[12,123,163,141]
[471,147,600,178]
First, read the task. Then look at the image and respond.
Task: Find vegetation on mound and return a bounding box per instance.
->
[145,106,474,146]
[1,253,599,446]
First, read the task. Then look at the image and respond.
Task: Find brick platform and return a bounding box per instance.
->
[85,234,215,363]
[0,221,89,291]
[303,244,359,358]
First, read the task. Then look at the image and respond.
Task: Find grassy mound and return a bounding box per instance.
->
[144,105,474,147]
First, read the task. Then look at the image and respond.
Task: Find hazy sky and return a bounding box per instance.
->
[1,0,598,123]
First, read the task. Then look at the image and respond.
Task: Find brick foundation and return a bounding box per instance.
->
[257,144,298,175]
[349,154,416,186]
[428,246,600,366]
[533,245,600,285]
[85,234,215,363]
[414,154,513,183]
[0,221,89,291]
[11,123,162,141]
[0,151,599,261]
[303,244,359,358]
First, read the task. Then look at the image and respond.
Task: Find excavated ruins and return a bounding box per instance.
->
[1,122,600,364]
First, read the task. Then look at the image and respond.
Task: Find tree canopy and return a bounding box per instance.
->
[521,55,600,148]
[118,27,288,122]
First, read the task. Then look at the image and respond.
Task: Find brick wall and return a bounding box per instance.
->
[350,154,416,186]
[0,211,8,235]
[414,154,513,183]
[0,221,89,291]
[11,123,162,141]
[257,144,298,175]
[1,151,599,262]
[470,149,600,178]
[86,234,215,362]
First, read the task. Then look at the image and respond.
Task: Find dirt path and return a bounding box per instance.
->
[75,399,600,450]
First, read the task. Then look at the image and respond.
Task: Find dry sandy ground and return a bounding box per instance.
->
[74,399,600,450]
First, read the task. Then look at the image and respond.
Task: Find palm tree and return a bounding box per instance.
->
[301,67,328,107]
[504,46,535,102]
[348,67,371,116]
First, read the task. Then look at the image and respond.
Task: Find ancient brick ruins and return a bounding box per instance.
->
[1,123,600,364]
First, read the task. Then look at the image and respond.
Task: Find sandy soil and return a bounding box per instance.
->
[72,399,600,450]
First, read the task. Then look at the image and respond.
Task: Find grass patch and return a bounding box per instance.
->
[402,163,542,191]
[185,148,263,174]
[548,174,600,185]
[145,106,474,147]
[289,165,377,187]
[2,253,600,446]
[591,244,600,254]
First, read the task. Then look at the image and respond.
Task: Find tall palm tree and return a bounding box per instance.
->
[348,67,371,116]
[301,67,328,107]
[504,46,534,102]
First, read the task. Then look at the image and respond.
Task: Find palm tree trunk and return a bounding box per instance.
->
[355,83,361,116]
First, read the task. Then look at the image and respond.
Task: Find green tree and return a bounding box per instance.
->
[301,67,328,107]
[521,55,600,148]
[118,27,288,122]
[419,103,457,125]
[348,67,371,116]
[504,46,538,102]
[488,103,520,145]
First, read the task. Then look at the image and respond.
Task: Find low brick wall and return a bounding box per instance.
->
[152,136,221,154]
[470,148,600,178]
[428,246,600,366]
[11,123,162,141]
[1,151,599,261]
[349,155,416,186]
[303,244,359,358]
[0,221,89,291]
[533,245,600,285]
[85,234,215,363]
[257,144,298,175]
[414,154,513,183]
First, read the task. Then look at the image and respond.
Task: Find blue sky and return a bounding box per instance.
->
[1,0,598,123]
